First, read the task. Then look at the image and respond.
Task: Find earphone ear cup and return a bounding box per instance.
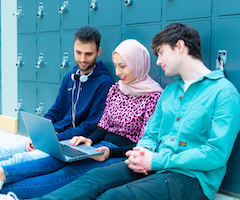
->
[80,75,88,82]
[71,73,75,81]
[71,74,80,81]
[71,69,80,81]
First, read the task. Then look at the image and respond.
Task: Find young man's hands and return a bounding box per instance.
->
[125,147,152,175]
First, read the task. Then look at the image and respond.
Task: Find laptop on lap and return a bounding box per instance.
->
[20,111,103,162]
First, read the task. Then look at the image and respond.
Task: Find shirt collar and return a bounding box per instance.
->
[174,70,225,91]
[175,70,225,83]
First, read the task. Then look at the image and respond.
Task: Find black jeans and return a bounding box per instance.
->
[35,161,208,200]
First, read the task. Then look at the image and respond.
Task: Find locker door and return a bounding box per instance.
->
[17,0,37,34]
[123,24,163,86]
[62,0,88,30]
[221,134,240,195]
[98,28,122,81]
[218,0,240,16]
[38,83,60,116]
[216,18,240,92]
[18,34,37,81]
[37,0,61,32]
[123,0,162,24]
[217,18,240,195]
[166,0,211,21]
[89,0,121,27]
[18,81,37,133]
[186,21,211,68]
[38,32,61,84]
[62,30,75,77]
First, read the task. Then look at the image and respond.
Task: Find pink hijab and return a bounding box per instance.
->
[113,39,163,95]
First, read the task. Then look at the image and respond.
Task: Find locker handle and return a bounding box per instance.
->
[124,0,132,6]
[35,102,44,115]
[35,53,44,68]
[60,52,68,69]
[15,99,23,113]
[90,0,98,11]
[13,6,22,18]
[215,50,227,71]
[16,53,23,68]
[58,0,68,14]
[37,2,44,18]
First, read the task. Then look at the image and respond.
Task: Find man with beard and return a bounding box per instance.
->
[0,26,113,167]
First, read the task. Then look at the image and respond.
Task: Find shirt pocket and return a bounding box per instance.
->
[183,104,214,136]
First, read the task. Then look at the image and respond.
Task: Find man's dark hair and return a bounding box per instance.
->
[74,26,101,50]
[152,23,202,60]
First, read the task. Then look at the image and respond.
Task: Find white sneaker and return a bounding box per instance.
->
[0,179,4,190]
[0,192,19,200]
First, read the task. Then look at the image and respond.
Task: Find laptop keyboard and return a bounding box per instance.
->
[60,144,88,158]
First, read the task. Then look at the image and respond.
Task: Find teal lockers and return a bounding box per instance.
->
[215,0,240,194]
[16,0,240,195]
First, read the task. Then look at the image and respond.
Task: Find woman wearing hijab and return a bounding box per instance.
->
[0,39,163,198]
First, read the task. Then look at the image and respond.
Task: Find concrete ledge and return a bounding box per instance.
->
[0,115,18,134]
[214,192,240,200]
[215,190,240,200]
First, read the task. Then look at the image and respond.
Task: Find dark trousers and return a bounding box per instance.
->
[36,161,208,200]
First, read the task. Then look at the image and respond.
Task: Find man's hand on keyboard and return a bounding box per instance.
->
[69,136,93,147]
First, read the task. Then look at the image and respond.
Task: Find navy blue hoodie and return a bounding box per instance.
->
[44,61,113,141]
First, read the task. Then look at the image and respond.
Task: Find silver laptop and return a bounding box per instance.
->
[20,111,103,162]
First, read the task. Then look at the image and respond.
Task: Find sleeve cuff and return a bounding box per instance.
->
[151,152,163,171]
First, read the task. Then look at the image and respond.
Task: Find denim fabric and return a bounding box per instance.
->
[98,168,209,200]
[36,161,207,200]
[1,141,123,199]
[0,141,48,167]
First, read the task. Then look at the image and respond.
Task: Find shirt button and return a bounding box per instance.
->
[179,96,183,100]
[170,137,174,141]
[176,116,181,121]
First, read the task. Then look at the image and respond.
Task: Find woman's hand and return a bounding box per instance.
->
[69,136,92,146]
[91,146,110,162]
[25,137,36,152]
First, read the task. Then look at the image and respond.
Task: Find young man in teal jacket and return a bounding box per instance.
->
[33,23,240,200]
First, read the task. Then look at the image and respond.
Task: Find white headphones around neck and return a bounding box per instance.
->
[71,68,94,128]
[71,69,94,83]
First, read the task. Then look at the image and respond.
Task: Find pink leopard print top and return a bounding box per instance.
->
[98,82,161,143]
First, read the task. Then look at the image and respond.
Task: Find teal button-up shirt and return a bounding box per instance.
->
[137,70,240,200]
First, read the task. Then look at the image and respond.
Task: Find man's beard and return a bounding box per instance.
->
[77,59,96,73]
